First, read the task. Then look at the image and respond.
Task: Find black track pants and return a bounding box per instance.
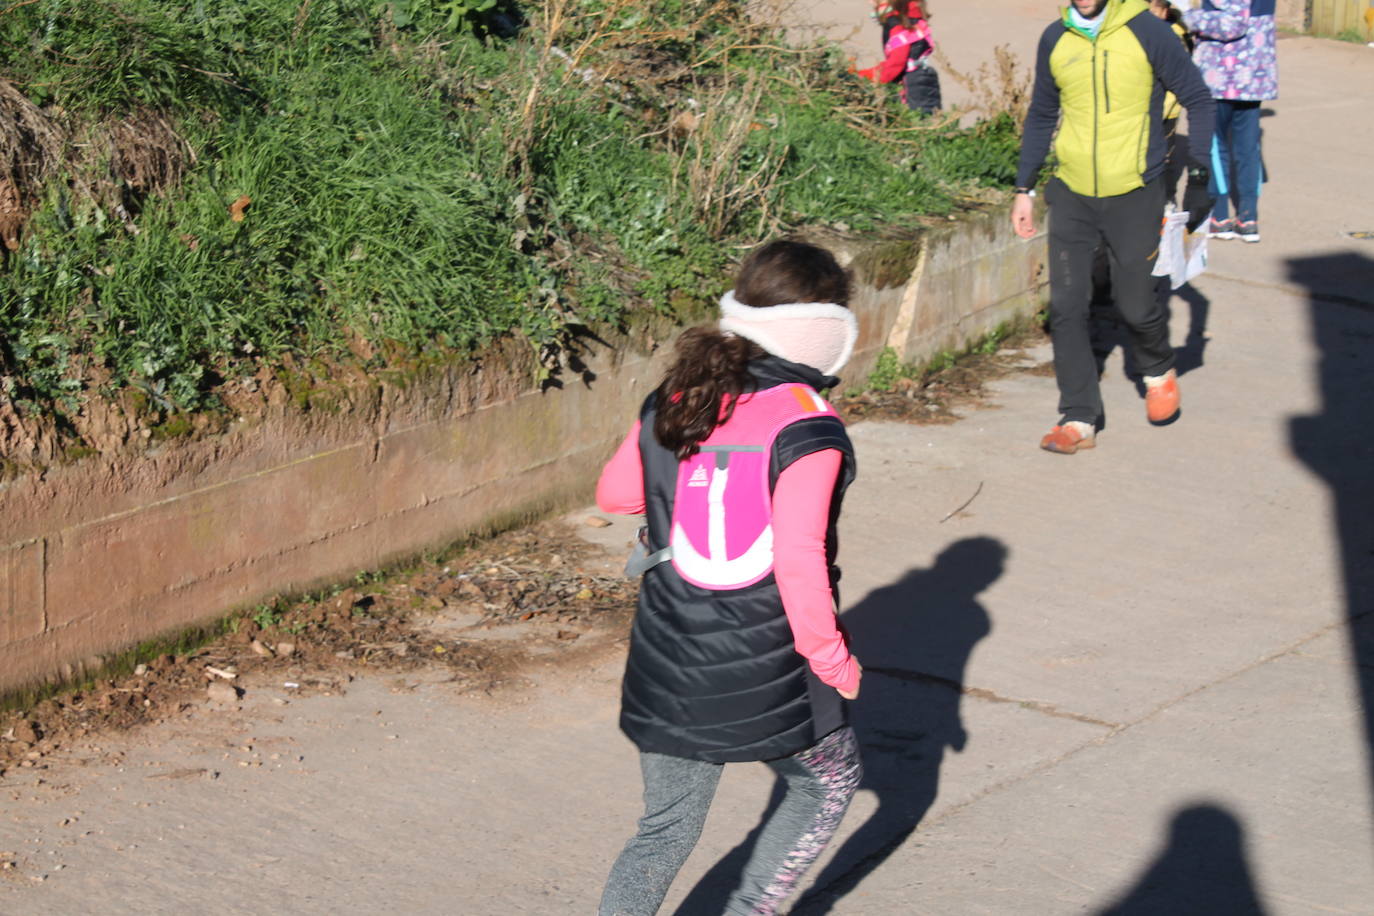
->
[1045,177,1175,426]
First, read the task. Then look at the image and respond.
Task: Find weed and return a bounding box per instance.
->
[861,317,1029,395]
[252,602,284,631]
[975,320,1014,355]
[59,443,99,462]
[935,44,1033,126]
[866,347,920,393]
[150,414,194,442]
[392,0,506,32]
[0,0,1023,438]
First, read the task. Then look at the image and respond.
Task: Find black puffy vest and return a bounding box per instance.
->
[619,356,856,763]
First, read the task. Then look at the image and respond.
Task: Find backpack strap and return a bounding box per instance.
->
[625,540,673,577]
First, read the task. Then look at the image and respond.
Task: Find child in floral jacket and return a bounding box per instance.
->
[1175,0,1278,242]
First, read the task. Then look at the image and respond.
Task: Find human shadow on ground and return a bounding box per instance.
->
[1285,252,1374,853]
[1170,282,1210,376]
[1095,804,1268,915]
[1088,251,1210,405]
[671,537,1002,914]
[792,537,1002,914]
[670,779,786,914]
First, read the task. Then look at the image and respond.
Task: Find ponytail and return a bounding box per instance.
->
[653,328,763,460]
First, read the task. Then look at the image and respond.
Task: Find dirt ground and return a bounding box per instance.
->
[0,522,640,787]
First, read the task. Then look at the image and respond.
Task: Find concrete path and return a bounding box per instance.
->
[4,7,1373,915]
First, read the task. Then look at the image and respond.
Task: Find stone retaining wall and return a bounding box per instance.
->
[0,206,1047,695]
[1278,0,1308,31]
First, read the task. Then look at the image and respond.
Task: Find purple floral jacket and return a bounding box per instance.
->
[1183,0,1278,101]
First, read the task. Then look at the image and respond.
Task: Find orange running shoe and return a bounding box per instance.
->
[1144,369,1181,423]
[1040,424,1096,454]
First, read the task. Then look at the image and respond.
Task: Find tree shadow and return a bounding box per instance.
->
[1285,251,1374,852]
[786,536,1004,913]
[1095,804,1268,915]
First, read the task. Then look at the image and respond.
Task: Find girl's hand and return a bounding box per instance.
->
[838,660,863,700]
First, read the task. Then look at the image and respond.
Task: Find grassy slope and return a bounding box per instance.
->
[0,0,1019,435]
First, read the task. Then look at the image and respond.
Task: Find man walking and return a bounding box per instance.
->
[1012,0,1215,454]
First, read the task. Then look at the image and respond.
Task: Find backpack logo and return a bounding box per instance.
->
[632,384,840,590]
[669,445,773,590]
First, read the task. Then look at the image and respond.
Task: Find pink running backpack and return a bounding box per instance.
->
[631,384,840,590]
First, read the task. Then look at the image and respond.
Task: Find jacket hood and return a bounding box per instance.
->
[1062,0,1148,39]
[746,353,841,393]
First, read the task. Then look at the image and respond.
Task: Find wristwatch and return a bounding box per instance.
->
[1014,187,1036,198]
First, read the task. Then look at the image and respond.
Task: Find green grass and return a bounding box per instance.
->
[0,0,1023,433]
[856,316,1029,396]
[863,347,923,394]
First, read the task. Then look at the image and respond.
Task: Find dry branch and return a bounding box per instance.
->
[934,44,1032,125]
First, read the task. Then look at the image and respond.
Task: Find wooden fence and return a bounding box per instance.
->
[1310,0,1374,39]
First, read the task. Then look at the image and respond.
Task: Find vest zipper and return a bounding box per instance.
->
[1103,50,1112,114]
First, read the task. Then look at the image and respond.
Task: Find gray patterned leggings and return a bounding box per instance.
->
[598,726,862,916]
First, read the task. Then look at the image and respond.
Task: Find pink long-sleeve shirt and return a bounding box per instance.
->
[596,421,859,696]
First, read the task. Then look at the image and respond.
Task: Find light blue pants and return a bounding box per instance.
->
[1210,100,1264,224]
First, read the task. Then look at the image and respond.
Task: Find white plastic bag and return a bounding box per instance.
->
[1153,210,1209,290]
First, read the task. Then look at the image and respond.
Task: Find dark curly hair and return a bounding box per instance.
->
[653,240,850,459]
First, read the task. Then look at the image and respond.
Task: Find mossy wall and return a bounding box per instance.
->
[0,207,1047,695]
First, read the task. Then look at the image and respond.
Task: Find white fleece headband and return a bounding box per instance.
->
[718,290,859,377]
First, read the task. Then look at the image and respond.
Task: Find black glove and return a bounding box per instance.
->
[1182,165,1215,233]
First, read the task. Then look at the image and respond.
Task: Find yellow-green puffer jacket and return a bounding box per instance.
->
[1051,0,1156,198]
[1015,1,1215,201]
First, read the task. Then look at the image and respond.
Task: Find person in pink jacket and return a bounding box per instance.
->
[596,240,863,915]
[858,1,942,114]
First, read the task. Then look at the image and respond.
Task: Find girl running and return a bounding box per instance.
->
[596,240,864,916]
